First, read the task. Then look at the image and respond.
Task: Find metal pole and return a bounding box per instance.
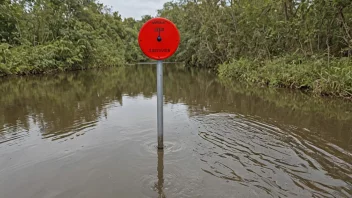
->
[157,60,163,149]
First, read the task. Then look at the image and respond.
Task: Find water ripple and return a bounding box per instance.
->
[42,120,98,141]
[0,126,29,146]
[192,113,352,198]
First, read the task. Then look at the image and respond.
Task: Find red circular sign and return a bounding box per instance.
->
[138,17,180,60]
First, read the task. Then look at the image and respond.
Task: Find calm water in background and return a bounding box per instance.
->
[0,64,351,198]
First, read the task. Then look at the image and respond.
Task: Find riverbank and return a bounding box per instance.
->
[1,54,351,100]
[218,56,352,100]
[0,42,125,77]
[0,0,147,77]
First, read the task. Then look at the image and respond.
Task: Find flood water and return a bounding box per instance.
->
[0,64,351,198]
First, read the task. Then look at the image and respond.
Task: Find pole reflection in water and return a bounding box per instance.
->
[156,150,165,198]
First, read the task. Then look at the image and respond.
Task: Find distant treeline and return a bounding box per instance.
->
[157,0,352,98]
[0,0,148,75]
[158,0,352,66]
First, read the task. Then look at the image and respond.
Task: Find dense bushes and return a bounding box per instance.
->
[0,0,147,76]
[157,0,352,98]
[158,0,352,67]
[218,57,352,98]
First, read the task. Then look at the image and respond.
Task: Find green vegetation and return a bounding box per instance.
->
[218,57,351,98]
[157,0,352,98]
[0,0,147,76]
[1,0,351,98]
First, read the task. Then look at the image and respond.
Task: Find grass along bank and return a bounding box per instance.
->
[218,56,352,99]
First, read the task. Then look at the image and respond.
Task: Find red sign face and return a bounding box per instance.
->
[138,17,180,60]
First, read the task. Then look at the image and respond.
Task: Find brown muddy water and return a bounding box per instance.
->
[0,64,351,198]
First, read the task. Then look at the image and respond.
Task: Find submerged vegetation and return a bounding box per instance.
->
[1,0,351,98]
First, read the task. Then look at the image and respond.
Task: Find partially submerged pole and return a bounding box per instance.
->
[138,17,180,150]
[157,60,164,149]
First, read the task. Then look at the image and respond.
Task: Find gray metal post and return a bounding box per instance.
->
[157,60,163,149]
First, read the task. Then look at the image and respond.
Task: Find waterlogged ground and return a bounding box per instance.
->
[0,64,351,198]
